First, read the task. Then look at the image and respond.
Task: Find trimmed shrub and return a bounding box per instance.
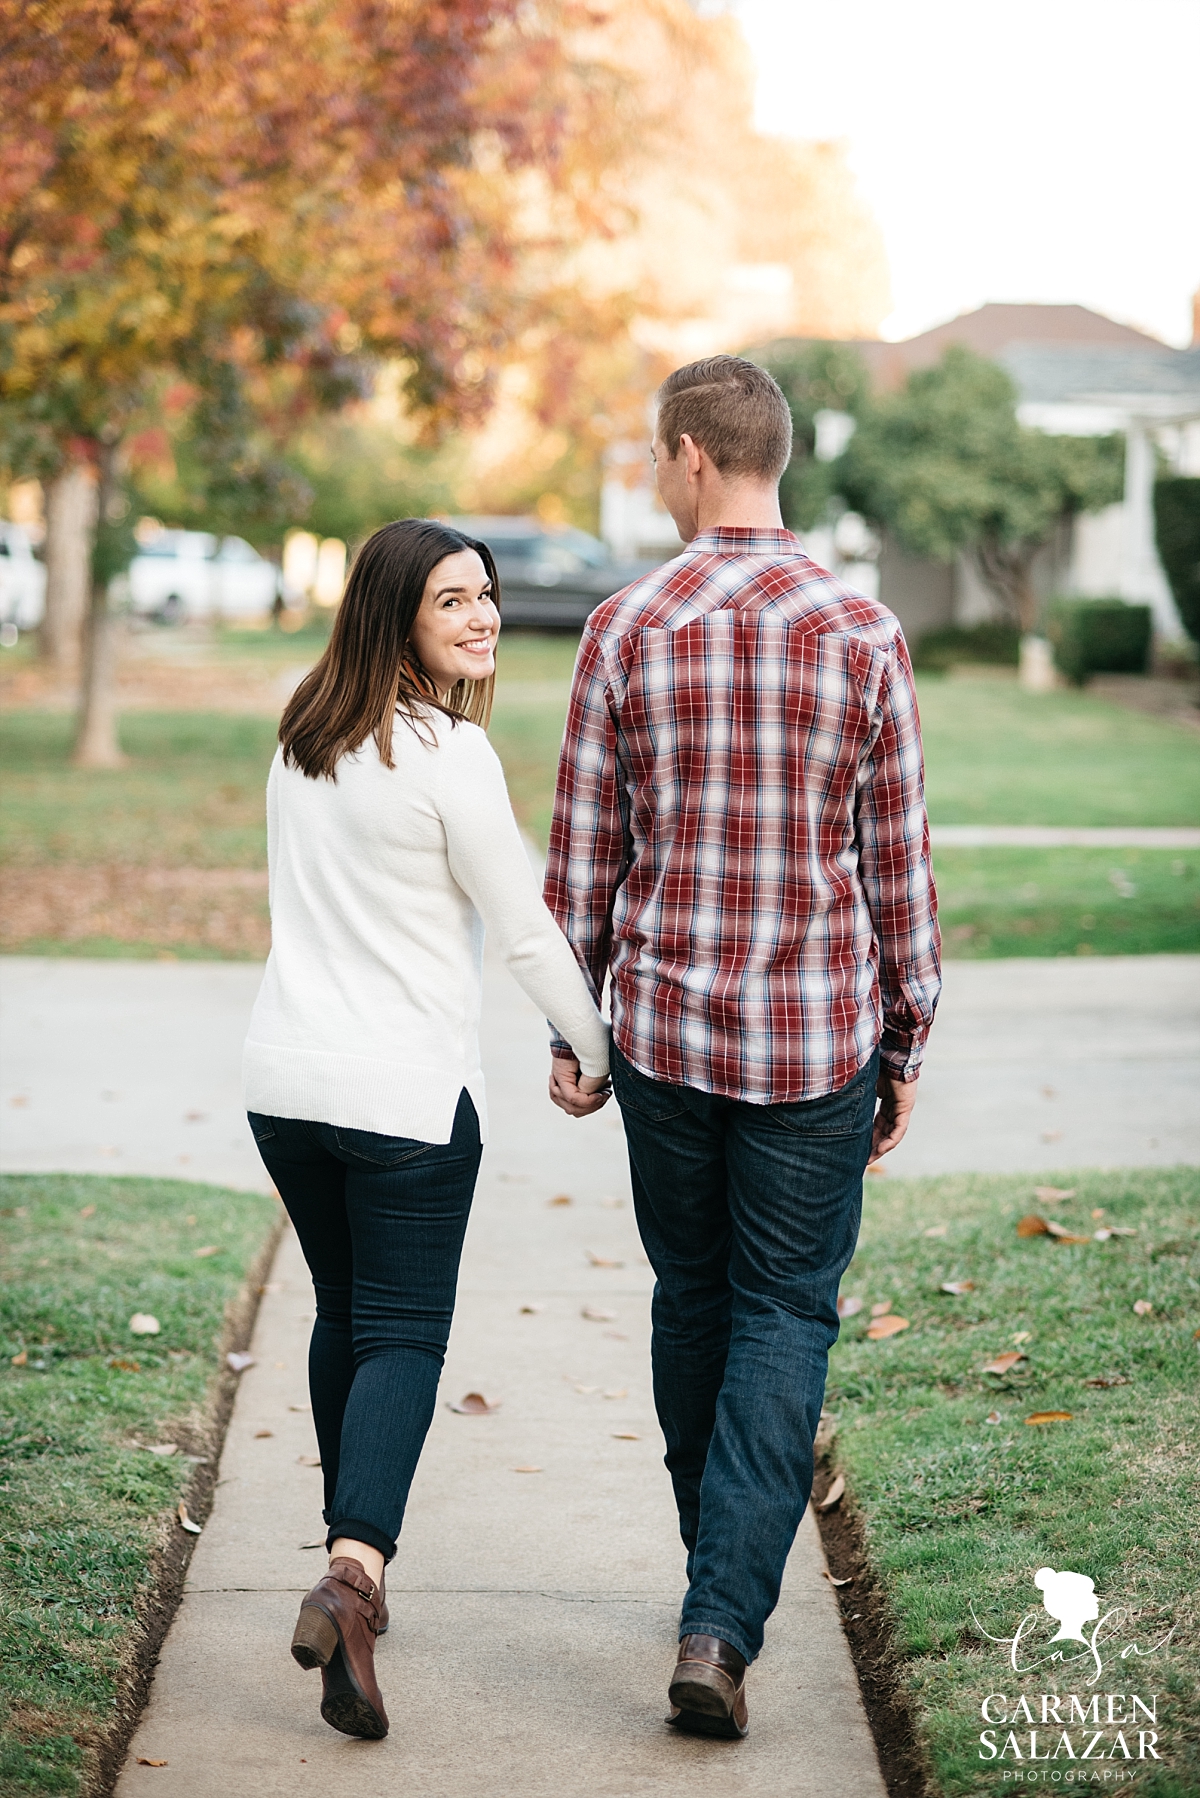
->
[912,621,1020,672]
[1154,476,1200,646]
[1046,597,1152,685]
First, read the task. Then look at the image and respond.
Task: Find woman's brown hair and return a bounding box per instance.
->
[279,518,500,780]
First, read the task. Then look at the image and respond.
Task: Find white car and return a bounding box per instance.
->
[0,522,48,631]
[128,530,280,620]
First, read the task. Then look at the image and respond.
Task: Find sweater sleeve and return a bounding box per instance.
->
[433,721,611,1079]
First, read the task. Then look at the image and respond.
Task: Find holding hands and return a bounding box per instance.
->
[548,1052,611,1119]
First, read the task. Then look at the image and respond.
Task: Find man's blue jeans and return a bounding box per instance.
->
[611,1043,878,1664]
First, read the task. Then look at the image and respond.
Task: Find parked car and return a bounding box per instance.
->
[445,516,663,628]
[128,530,280,620]
[0,522,48,632]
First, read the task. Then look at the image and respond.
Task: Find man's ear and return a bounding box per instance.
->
[678,432,705,481]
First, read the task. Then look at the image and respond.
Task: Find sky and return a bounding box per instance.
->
[732,0,1200,346]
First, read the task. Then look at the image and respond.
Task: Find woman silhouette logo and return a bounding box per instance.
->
[1034,1567,1099,1643]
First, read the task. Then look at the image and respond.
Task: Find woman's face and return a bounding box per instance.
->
[409,548,499,690]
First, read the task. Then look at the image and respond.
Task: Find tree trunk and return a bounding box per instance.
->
[973,536,1041,635]
[40,460,97,669]
[72,447,127,770]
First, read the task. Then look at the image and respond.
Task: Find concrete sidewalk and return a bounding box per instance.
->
[2,953,1197,1793]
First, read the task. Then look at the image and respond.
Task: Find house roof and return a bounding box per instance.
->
[1001,342,1200,405]
[843,302,1169,389]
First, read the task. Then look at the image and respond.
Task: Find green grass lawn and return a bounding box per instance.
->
[0,1174,280,1797]
[2,638,1197,955]
[826,1167,1199,1796]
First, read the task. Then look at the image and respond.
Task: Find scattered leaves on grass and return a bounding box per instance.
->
[982,1351,1027,1376]
[548,1194,572,1207]
[940,1280,975,1295]
[177,1503,202,1534]
[254,1429,274,1439]
[1017,1214,1049,1237]
[1034,1186,1076,1202]
[226,1351,255,1373]
[514,1466,543,1473]
[836,1295,863,1319]
[1133,1300,1154,1316]
[144,1443,177,1457]
[611,1431,639,1440]
[582,1306,616,1322]
[870,1301,893,1317]
[129,1313,161,1335]
[822,1569,852,1586]
[109,1357,140,1372]
[79,1204,96,1218]
[1025,1411,1073,1426]
[866,1315,909,1340]
[1084,1375,1130,1388]
[1094,1226,1138,1241]
[818,1474,846,1511]
[519,1303,545,1315]
[448,1392,501,1415]
[1011,1331,1032,1345]
[586,1251,624,1267]
[923,1224,948,1238]
[296,1455,322,1467]
[1044,1221,1093,1244]
[985,1410,1002,1424]
[10,1350,27,1366]
[194,1245,220,1258]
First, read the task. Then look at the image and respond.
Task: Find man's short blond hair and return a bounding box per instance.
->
[655,355,792,481]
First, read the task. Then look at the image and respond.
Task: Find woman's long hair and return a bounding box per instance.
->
[279,519,499,780]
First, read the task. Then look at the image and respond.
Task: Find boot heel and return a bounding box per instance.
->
[291,1604,339,1670]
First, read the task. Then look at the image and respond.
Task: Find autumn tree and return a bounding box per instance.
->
[0,0,621,761]
[838,347,1124,635]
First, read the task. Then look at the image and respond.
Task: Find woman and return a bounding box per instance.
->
[243,518,609,1742]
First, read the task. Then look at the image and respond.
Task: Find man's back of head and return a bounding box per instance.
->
[655,356,792,484]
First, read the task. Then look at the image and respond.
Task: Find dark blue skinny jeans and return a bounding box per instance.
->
[611,1044,878,1664]
[247,1090,482,1563]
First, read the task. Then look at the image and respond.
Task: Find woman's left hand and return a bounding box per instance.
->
[548,1054,611,1118]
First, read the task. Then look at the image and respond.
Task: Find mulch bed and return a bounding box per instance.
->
[1,865,270,957]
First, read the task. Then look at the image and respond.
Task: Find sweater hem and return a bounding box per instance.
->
[242,1041,488,1145]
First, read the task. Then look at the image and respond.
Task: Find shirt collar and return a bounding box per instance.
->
[687,526,804,556]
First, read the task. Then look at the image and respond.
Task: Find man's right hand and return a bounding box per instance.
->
[548,1054,611,1119]
[871,1069,917,1160]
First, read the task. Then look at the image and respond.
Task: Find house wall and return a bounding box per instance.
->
[876,536,954,642]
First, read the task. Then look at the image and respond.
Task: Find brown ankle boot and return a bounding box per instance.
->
[291,1556,388,1739]
[667,1634,749,1739]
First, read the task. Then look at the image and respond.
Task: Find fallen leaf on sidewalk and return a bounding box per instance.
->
[144,1443,177,1456]
[582,1306,616,1322]
[575,1385,599,1394]
[513,1466,543,1473]
[1133,1300,1153,1316]
[136,1758,169,1767]
[603,1388,628,1400]
[1084,1375,1129,1388]
[837,1295,863,1319]
[1044,1221,1092,1244]
[601,1196,625,1207]
[299,1538,326,1548]
[922,1224,948,1238]
[982,1351,1027,1375]
[822,1569,852,1586]
[940,1281,975,1295]
[193,1245,220,1258]
[611,1431,639,1440]
[297,1455,322,1467]
[1025,1411,1073,1426]
[447,1392,501,1414]
[817,1474,846,1511]
[519,1303,545,1314]
[259,1280,283,1294]
[985,1410,1002,1424]
[254,1429,274,1439]
[1041,1130,1062,1143]
[586,1251,624,1267]
[866,1315,909,1340]
[288,1403,310,1413]
[226,1352,255,1373]
[177,1503,202,1535]
[603,1331,629,1341]
[79,1204,96,1218]
[870,1301,893,1317]
[129,1313,161,1335]
[1034,1186,1076,1202]
[864,1161,887,1177]
[548,1194,572,1207]
[10,1351,26,1366]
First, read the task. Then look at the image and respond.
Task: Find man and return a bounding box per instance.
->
[544,355,940,1739]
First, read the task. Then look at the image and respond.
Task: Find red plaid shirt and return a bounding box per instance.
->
[542,527,941,1103]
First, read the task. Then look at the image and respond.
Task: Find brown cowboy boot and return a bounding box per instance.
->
[291,1556,389,1739]
[667,1634,749,1739]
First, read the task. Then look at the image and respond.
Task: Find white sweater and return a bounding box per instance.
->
[242,710,609,1144]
